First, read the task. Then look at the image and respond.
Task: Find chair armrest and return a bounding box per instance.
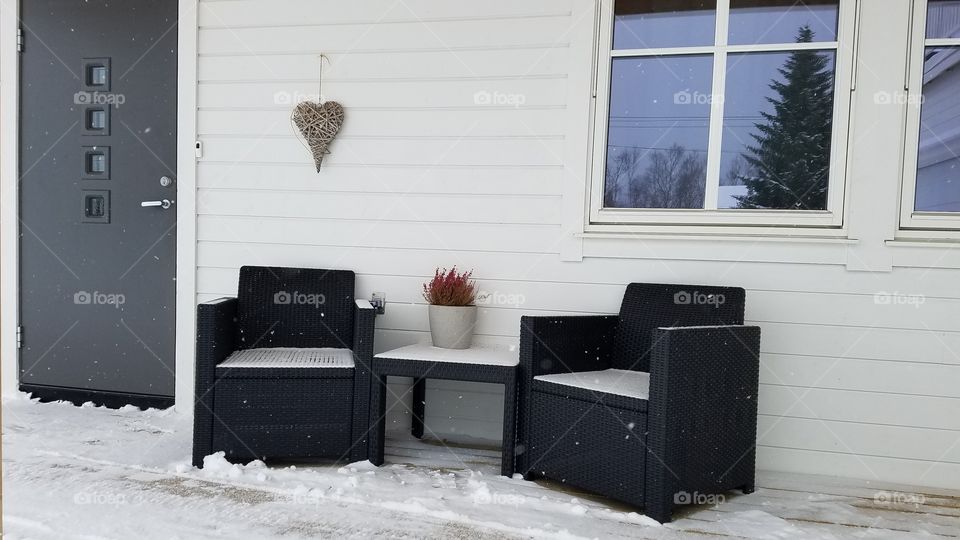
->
[350,298,377,462]
[196,297,239,365]
[645,324,761,523]
[193,297,238,467]
[352,299,376,363]
[516,314,617,475]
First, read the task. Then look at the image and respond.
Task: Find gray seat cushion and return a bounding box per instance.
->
[219,347,354,369]
[535,369,650,400]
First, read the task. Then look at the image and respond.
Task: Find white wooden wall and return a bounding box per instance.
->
[193,0,960,489]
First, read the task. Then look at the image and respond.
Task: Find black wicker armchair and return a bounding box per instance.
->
[192,266,376,467]
[517,283,761,523]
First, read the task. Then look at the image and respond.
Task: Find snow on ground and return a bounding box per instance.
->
[1,395,931,539]
[2,395,660,539]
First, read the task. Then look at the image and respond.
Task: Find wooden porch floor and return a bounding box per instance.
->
[385,435,960,539]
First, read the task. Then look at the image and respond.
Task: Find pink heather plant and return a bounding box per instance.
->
[422,267,477,307]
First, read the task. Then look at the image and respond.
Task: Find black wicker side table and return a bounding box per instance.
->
[368,344,519,477]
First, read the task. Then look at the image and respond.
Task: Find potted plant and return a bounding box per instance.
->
[422,267,478,349]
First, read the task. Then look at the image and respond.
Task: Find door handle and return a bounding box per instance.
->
[141,199,172,209]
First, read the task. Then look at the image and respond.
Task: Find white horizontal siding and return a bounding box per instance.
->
[758,416,960,464]
[198,190,562,224]
[197,0,571,27]
[197,110,568,137]
[198,18,574,55]
[198,136,564,167]
[197,217,561,253]
[199,80,566,110]
[196,241,960,297]
[199,49,570,81]
[194,0,960,490]
[196,267,960,335]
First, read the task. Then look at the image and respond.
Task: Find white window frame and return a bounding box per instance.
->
[588,0,857,230]
[899,0,960,231]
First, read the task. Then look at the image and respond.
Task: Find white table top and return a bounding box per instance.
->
[375,343,519,367]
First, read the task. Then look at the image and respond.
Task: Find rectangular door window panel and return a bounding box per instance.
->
[82,107,111,135]
[89,110,106,129]
[81,57,111,91]
[81,189,111,224]
[90,66,107,85]
[81,146,111,180]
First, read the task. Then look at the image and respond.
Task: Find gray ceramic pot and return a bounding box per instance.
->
[428,305,478,349]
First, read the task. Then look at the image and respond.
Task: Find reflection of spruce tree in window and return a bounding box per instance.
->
[735,26,834,210]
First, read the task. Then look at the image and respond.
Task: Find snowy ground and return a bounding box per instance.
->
[2,395,956,539]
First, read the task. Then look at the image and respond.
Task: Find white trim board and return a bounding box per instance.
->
[175,0,199,414]
[1,0,21,397]
[0,0,200,410]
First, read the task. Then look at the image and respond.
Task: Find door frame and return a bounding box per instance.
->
[0,0,199,413]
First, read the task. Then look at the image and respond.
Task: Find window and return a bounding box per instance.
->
[901,0,960,230]
[590,0,855,228]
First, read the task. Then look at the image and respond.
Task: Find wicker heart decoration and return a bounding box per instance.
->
[292,101,344,171]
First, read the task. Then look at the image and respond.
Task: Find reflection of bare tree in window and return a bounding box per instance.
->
[605,144,706,208]
[604,146,642,208]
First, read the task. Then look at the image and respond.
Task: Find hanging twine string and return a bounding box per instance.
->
[315,54,325,101]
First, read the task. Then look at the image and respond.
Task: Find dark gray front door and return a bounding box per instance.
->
[19,0,178,400]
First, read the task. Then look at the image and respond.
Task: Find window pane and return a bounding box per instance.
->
[614,0,716,49]
[926,0,960,39]
[915,47,960,212]
[719,50,836,210]
[604,55,712,209]
[88,153,106,173]
[729,0,839,45]
[88,65,108,86]
[88,109,107,130]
